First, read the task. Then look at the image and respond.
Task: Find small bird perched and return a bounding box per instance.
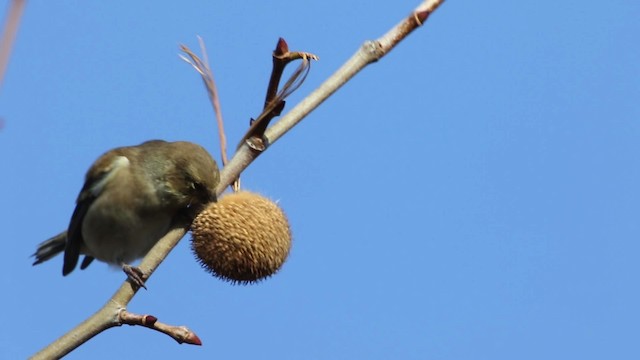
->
[32,140,220,288]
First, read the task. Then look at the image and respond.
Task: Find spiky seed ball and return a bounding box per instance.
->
[191,191,292,284]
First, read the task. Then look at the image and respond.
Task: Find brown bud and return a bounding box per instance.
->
[191,191,292,284]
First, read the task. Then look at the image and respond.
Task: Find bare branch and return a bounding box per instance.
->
[30,1,444,358]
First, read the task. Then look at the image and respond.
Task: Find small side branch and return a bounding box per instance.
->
[119,310,202,345]
[238,39,318,152]
[264,38,319,109]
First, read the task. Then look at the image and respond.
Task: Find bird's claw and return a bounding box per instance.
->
[122,264,147,290]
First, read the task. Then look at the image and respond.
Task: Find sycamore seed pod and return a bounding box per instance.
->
[191,191,292,284]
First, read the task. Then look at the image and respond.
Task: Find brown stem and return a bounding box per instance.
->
[239,45,318,151]
[264,38,290,109]
[0,0,26,92]
[119,310,202,345]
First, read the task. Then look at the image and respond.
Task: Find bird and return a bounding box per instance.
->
[32,140,220,288]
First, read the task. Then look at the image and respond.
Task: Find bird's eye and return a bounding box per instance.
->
[191,181,204,192]
[191,182,216,203]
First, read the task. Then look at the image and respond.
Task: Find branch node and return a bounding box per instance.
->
[362,40,384,63]
[246,136,268,152]
[414,10,431,26]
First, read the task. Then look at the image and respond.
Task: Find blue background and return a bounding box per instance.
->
[1,1,639,359]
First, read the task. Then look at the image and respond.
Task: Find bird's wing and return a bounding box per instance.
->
[62,153,130,275]
[63,184,96,276]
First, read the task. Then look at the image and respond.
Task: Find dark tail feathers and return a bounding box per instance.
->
[32,231,67,265]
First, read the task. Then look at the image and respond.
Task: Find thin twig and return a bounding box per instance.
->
[119,310,202,345]
[264,38,319,110]
[238,50,317,151]
[0,0,26,93]
[264,38,289,109]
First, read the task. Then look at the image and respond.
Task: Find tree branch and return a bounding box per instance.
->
[30,0,445,358]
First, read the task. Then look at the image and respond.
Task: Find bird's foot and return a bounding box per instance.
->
[122,264,147,290]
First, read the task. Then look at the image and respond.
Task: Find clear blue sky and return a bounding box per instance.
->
[1,1,639,359]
